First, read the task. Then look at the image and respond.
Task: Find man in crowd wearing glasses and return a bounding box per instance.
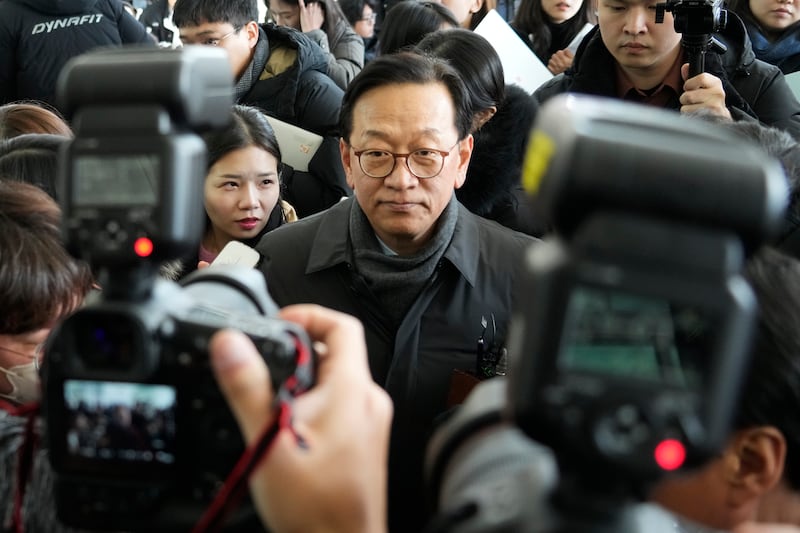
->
[173,0,350,217]
[255,51,536,532]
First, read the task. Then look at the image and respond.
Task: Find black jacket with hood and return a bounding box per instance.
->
[239,23,343,137]
[0,0,152,109]
[533,13,800,140]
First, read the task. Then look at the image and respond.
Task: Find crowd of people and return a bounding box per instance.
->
[3,0,800,530]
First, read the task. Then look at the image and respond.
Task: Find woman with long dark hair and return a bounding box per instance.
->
[416,29,545,235]
[511,0,596,74]
[168,104,296,279]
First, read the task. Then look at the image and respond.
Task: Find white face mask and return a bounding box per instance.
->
[0,360,40,405]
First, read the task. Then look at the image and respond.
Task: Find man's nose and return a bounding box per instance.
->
[383,155,419,189]
[624,7,649,33]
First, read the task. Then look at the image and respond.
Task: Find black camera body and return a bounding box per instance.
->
[426,95,788,533]
[655,0,728,76]
[44,269,313,531]
[42,47,315,531]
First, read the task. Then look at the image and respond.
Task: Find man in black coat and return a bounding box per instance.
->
[533,0,800,140]
[174,0,351,217]
[256,52,537,532]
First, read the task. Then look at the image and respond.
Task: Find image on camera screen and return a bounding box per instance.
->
[63,380,176,465]
[559,285,713,388]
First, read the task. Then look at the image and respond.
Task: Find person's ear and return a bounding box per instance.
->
[453,135,473,189]
[472,106,497,132]
[723,427,786,508]
[340,138,355,189]
[469,0,484,14]
[244,20,260,47]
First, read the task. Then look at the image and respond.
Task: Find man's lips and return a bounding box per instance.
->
[380,200,419,211]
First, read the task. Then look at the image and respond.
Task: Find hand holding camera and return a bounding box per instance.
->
[210,304,392,533]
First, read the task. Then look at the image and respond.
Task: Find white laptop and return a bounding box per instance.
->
[265,116,324,172]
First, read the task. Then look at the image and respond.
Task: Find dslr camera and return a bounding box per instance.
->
[41,47,315,532]
[425,95,788,533]
[655,0,728,75]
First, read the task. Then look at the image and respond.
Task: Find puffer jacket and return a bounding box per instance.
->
[304,18,363,89]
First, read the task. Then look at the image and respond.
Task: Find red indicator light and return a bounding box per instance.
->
[654,439,686,471]
[134,237,154,258]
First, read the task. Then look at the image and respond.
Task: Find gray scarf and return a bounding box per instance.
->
[234,31,269,101]
[348,196,458,329]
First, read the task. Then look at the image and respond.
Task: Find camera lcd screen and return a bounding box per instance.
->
[63,380,176,465]
[72,155,158,206]
[559,285,713,388]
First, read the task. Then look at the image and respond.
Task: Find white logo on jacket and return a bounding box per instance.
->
[32,14,103,34]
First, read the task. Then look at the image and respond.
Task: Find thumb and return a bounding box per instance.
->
[681,62,690,81]
[209,329,276,444]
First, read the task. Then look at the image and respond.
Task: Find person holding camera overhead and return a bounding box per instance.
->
[532,0,800,139]
[268,0,364,89]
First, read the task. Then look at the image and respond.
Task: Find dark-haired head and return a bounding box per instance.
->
[378,1,459,56]
[173,0,258,29]
[0,133,68,200]
[737,247,800,491]
[339,0,378,26]
[416,28,505,132]
[0,180,93,335]
[0,102,73,140]
[512,0,595,60]
[339,51,472,143]
[201,104,286,249]
[204,104,282,170]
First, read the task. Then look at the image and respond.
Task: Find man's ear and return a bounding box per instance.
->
[723,427,786,507]
[244,20,260,47]
[453,135,473,189]
[339,138,355,189]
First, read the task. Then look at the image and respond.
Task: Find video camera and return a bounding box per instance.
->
[42,47,315,531]
[425,95,788,533]
[655,0,728,76]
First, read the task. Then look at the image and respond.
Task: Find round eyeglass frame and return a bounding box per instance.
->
[350,142,460,179]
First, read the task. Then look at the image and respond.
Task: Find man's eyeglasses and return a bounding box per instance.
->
[359,12,377,22]
[182,28,239,47]
[349,142,460,179]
